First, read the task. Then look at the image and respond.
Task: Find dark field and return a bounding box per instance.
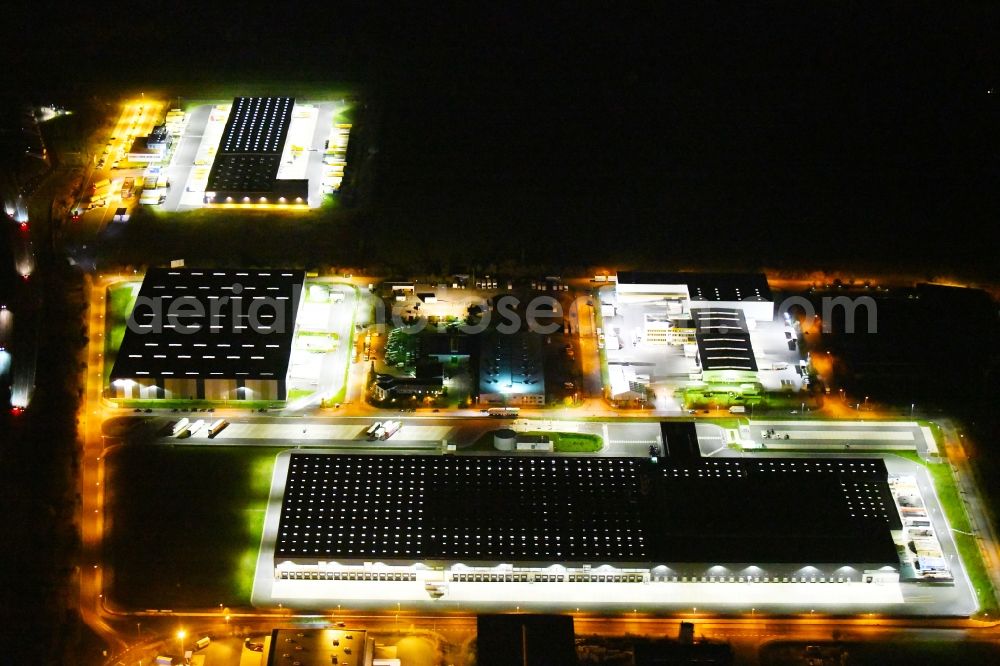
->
[104,444,284,609]
[9,5,998,280]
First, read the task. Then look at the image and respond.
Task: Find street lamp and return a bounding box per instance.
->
[176,630,186,658]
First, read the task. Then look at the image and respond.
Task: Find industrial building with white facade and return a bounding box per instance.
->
[613,271,775,323]
[602,272,807,407]
[161,95,350,211]
[260,422,905,609]
[109,267,304,401]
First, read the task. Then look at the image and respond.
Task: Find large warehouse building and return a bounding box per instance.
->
[109,267,305,400]
[271,442,902,589]
[203,96,309,206]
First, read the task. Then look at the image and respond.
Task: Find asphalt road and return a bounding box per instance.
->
[161,104,211,212]
[97,607,1000,666]
[126,412,727,460]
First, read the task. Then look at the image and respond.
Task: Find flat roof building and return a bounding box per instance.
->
[616,272,774,323]
[127,125,172,163]
[204,97,308,205]
[273,451,901,583]
[371,371,444,402]
[692,307,758,382]
[109,267,305,401]
[607,363,649,403]
[478,331,545,406]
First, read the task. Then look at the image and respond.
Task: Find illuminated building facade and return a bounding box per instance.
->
[272,450,902,587]
[203,97,308,206]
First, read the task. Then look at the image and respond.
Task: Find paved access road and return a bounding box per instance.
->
[133,412,725,460]
[161,104,211,212]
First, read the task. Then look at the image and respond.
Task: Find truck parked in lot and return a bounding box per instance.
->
[207,419,228,438]
[487,407,520,418]
[171,417,190,436]
[120,177,135,199]
[380,420,401,439]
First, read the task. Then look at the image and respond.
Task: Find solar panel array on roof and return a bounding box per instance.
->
[691,307,749,334]
[206,97,303,200]
[692,306,757,371]
[696,334,756,371]
[219,97,293,154]
[275,453,900,567]
[277,455,646,562]
[651,458,900,562]
[110,268,304,380]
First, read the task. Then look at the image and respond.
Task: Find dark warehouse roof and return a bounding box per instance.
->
[110,267,304,381]
[274,453,899,567]
[206,97,304,200]
[616,272,773,302]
